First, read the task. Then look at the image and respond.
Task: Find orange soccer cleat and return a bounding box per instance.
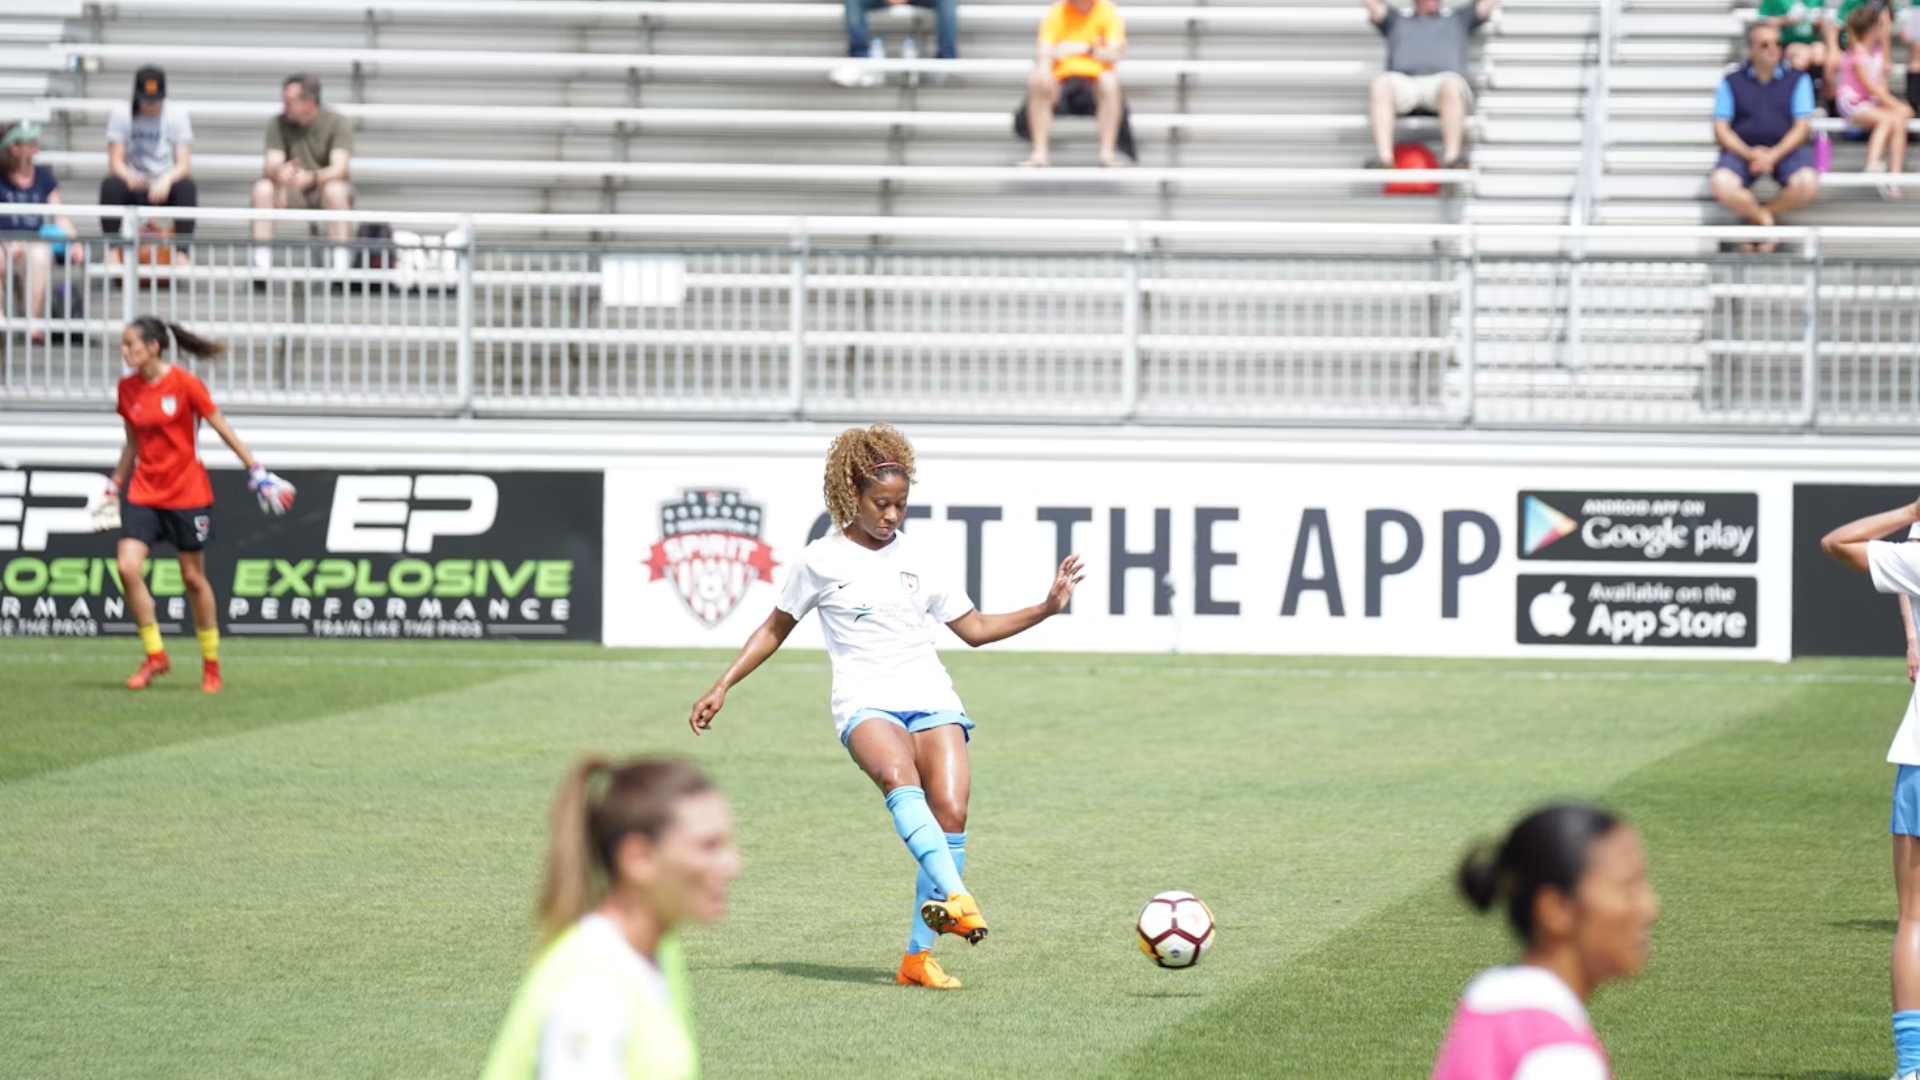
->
[127,653,171,690]
[201,660,222,694]
[920,892,989,945]
[896,950,962,989]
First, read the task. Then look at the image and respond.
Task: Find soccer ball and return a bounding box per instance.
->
[1136,890,1215,969]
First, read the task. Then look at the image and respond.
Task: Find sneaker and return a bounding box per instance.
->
[1364,156,1392,169]
[896,950,962,989]
[127,653,171,690]
[830,39,887,88]
[921,892,989,945]
[202,659,222,694]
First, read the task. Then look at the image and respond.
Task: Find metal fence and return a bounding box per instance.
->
[3,206,1919,430]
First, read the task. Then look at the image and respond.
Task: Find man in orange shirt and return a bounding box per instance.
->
[1017,0,1135,167]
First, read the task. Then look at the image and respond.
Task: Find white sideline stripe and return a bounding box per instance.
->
[0,652,1908,687]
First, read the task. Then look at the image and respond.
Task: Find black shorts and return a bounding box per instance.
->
[122,502,214,553]
[1013,76,1138,160]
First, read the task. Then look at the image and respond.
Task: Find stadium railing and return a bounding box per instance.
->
[4,204,1916,432]
[75,0,1592,35]
[28,150,1475,191]
[23,98,1468,141]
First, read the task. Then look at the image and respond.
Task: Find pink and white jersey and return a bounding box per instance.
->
[1430,966,1609,1080]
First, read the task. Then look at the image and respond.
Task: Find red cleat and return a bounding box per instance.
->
[127,653,171,690]
[201,660,222,694]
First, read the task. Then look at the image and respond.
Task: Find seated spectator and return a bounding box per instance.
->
[1363,0,1497,170]
[251,73,354,272]
[1758,0,1830,76]
[1016,0,1135,167]
[831,0,958,88]
[1837,3,1911,197]
[0,121,83,342]
[1710,24,1821,251]
[100,66,196,265]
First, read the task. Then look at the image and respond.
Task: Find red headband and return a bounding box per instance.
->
[859,461,904,477]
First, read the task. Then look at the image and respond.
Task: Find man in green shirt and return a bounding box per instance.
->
[1758,0,1831,71]
[249,73,355,270]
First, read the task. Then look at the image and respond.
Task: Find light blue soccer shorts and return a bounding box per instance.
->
[1893,765,1920,837]
[840,708,974,749]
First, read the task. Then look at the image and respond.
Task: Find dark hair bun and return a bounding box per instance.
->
[1457,851,1501,912]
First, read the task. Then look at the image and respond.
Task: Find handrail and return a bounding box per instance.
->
[26,153,1476,188]
[54,43,1393,81]
[0,203,1851,243]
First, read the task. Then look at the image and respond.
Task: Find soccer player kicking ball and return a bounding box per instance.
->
[688,423,1084,989]
[1823,496,1920,1080]
[98,316,293,693]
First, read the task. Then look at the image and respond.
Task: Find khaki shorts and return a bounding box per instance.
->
[1385,71,1471,114]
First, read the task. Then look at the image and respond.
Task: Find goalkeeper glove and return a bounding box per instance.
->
[90,479,121,532]
[248,465,295,515]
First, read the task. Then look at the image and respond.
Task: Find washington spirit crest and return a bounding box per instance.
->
[644,489,779,627]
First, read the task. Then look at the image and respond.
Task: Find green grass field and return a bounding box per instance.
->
[0,639,1911,1079]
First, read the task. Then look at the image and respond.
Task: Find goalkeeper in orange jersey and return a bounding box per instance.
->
[97,316,294,693]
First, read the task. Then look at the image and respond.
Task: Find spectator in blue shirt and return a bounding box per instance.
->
[1,121,83,342]
[1711,24,1820,251]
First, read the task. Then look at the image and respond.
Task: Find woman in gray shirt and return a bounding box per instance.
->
[100,66,195,263]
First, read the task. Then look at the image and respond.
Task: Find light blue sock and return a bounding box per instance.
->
[1896,1010,1920,1075]
[908,832,967,953]
[884,787,966,903]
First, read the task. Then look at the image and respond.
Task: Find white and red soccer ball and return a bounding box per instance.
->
[1136,890,1215,969]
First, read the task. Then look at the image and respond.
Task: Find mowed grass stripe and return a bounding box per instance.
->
[0,641,520,786]
[1103,674,1906,1080]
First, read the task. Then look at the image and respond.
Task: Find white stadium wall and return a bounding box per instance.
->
[9,418,1920,660]
[605,458,1791,660]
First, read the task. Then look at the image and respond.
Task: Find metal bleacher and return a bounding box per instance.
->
[2,0,1918,430]
[1,0,1614,225]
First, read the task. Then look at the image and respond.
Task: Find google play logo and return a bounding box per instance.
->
[1523,496,1579,555]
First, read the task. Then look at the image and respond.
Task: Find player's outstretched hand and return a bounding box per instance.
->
[690,686,726,735]
[1046,554,1086,615]
[89,479,121,533]
[248,465,296,515]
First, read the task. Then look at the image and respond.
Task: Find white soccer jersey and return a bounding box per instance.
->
[1867,537,1920,765]
[776,529,976,735]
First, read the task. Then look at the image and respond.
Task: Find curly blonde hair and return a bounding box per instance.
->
[824,423,917,529]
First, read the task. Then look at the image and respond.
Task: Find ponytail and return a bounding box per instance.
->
[536,755,714,943]
[1457,803,1621,945]
[540,755,611,943]
[128,315,226,360]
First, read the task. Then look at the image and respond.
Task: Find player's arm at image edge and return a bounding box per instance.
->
[1820,497,1920,584]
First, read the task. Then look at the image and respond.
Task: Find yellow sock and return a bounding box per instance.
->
[197,628,219,663]
[137,623,164,657]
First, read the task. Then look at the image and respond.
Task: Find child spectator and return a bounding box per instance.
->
[1837,3,1912,197]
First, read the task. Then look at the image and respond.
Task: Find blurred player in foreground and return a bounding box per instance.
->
[1822,498,1920,1080]
[482,757,739,1080]
[1432,804,1659,1080]
[100,316,293,693]
[688,422,1084,989]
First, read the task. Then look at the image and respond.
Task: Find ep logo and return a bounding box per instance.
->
[325,475,500,554]
[0,471,111,551]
